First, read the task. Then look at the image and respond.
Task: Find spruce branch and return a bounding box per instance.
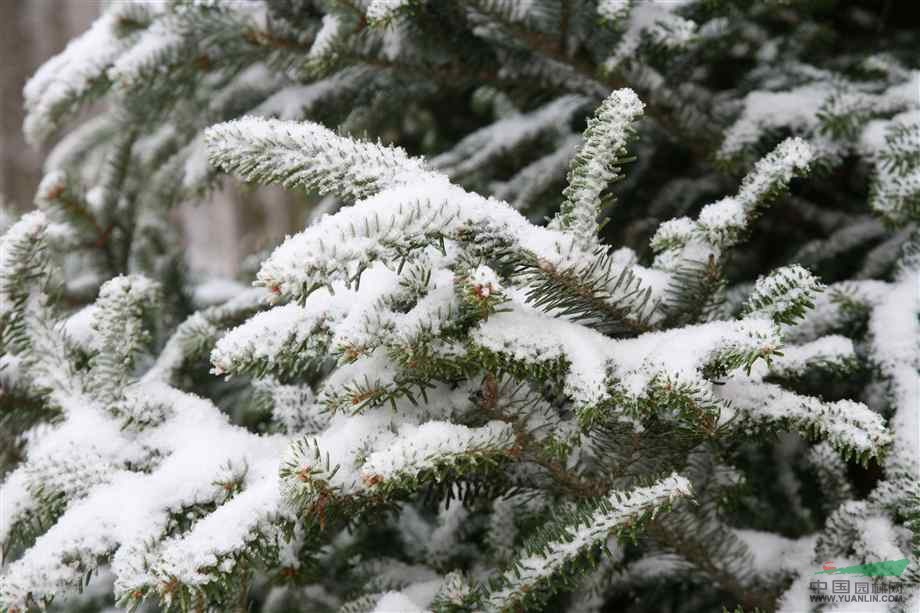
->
[483,474,692,612]
[807,442,854,514]
[0,213,52,356]
[717,379,891,463]
[86,275,160,405]
[742,265,824,326]
[34,171,109,253]
[211,301,338,382]
[654,138,815,326]
[432,95,588,180]
[22,11,131,144]
[550,88,644,247]
[366,0,419,27]
[515,248,657,336]
[205,116,435,201]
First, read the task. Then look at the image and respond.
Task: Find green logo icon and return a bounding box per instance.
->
[815,559,910,577]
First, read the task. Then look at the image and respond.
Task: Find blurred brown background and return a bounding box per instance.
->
[0,2,96,211]
[0,1,303,278]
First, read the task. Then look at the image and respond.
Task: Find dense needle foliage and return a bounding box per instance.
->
[0,1,918,612]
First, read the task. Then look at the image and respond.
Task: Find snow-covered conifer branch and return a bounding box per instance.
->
[359,420,516,489]
[651,138,814,324]
[22,12,133,144]
[485,474,692,612]
[86,275,160,403]
[600,1,698,73]
[253,378,325,435]
[867,110,920,224]
[471,299,780,416]
[717,378,890,463]
[868,267,919,479]
[596,0,630,24]
[742,265,824,326]
[205,116,435,201]
[431,570,478,610]
[808,442,854,514]
[731,137,815,219]
[211,301,340,380]
[765,335,857,380]
[106,17,186,100]
[432,95,588,179]
[651,137,814,260]
[33,171,104,249]
[551,89,644,247]
[492,133,583,210]
[785,279,890,343]
[0,222,292,611]
[366,0,417,26]
[0,213,52,357]
[142,287,268,385]
[303,11,361,77]
[280,411,515,519]
[721,71,919,164]
[0,386,288,611]
[252,165,666,332]
[516,248,658,335]
[686,138,815,253]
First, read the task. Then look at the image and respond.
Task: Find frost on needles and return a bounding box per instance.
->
[2,2,919,612]
[0,90,894,612]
